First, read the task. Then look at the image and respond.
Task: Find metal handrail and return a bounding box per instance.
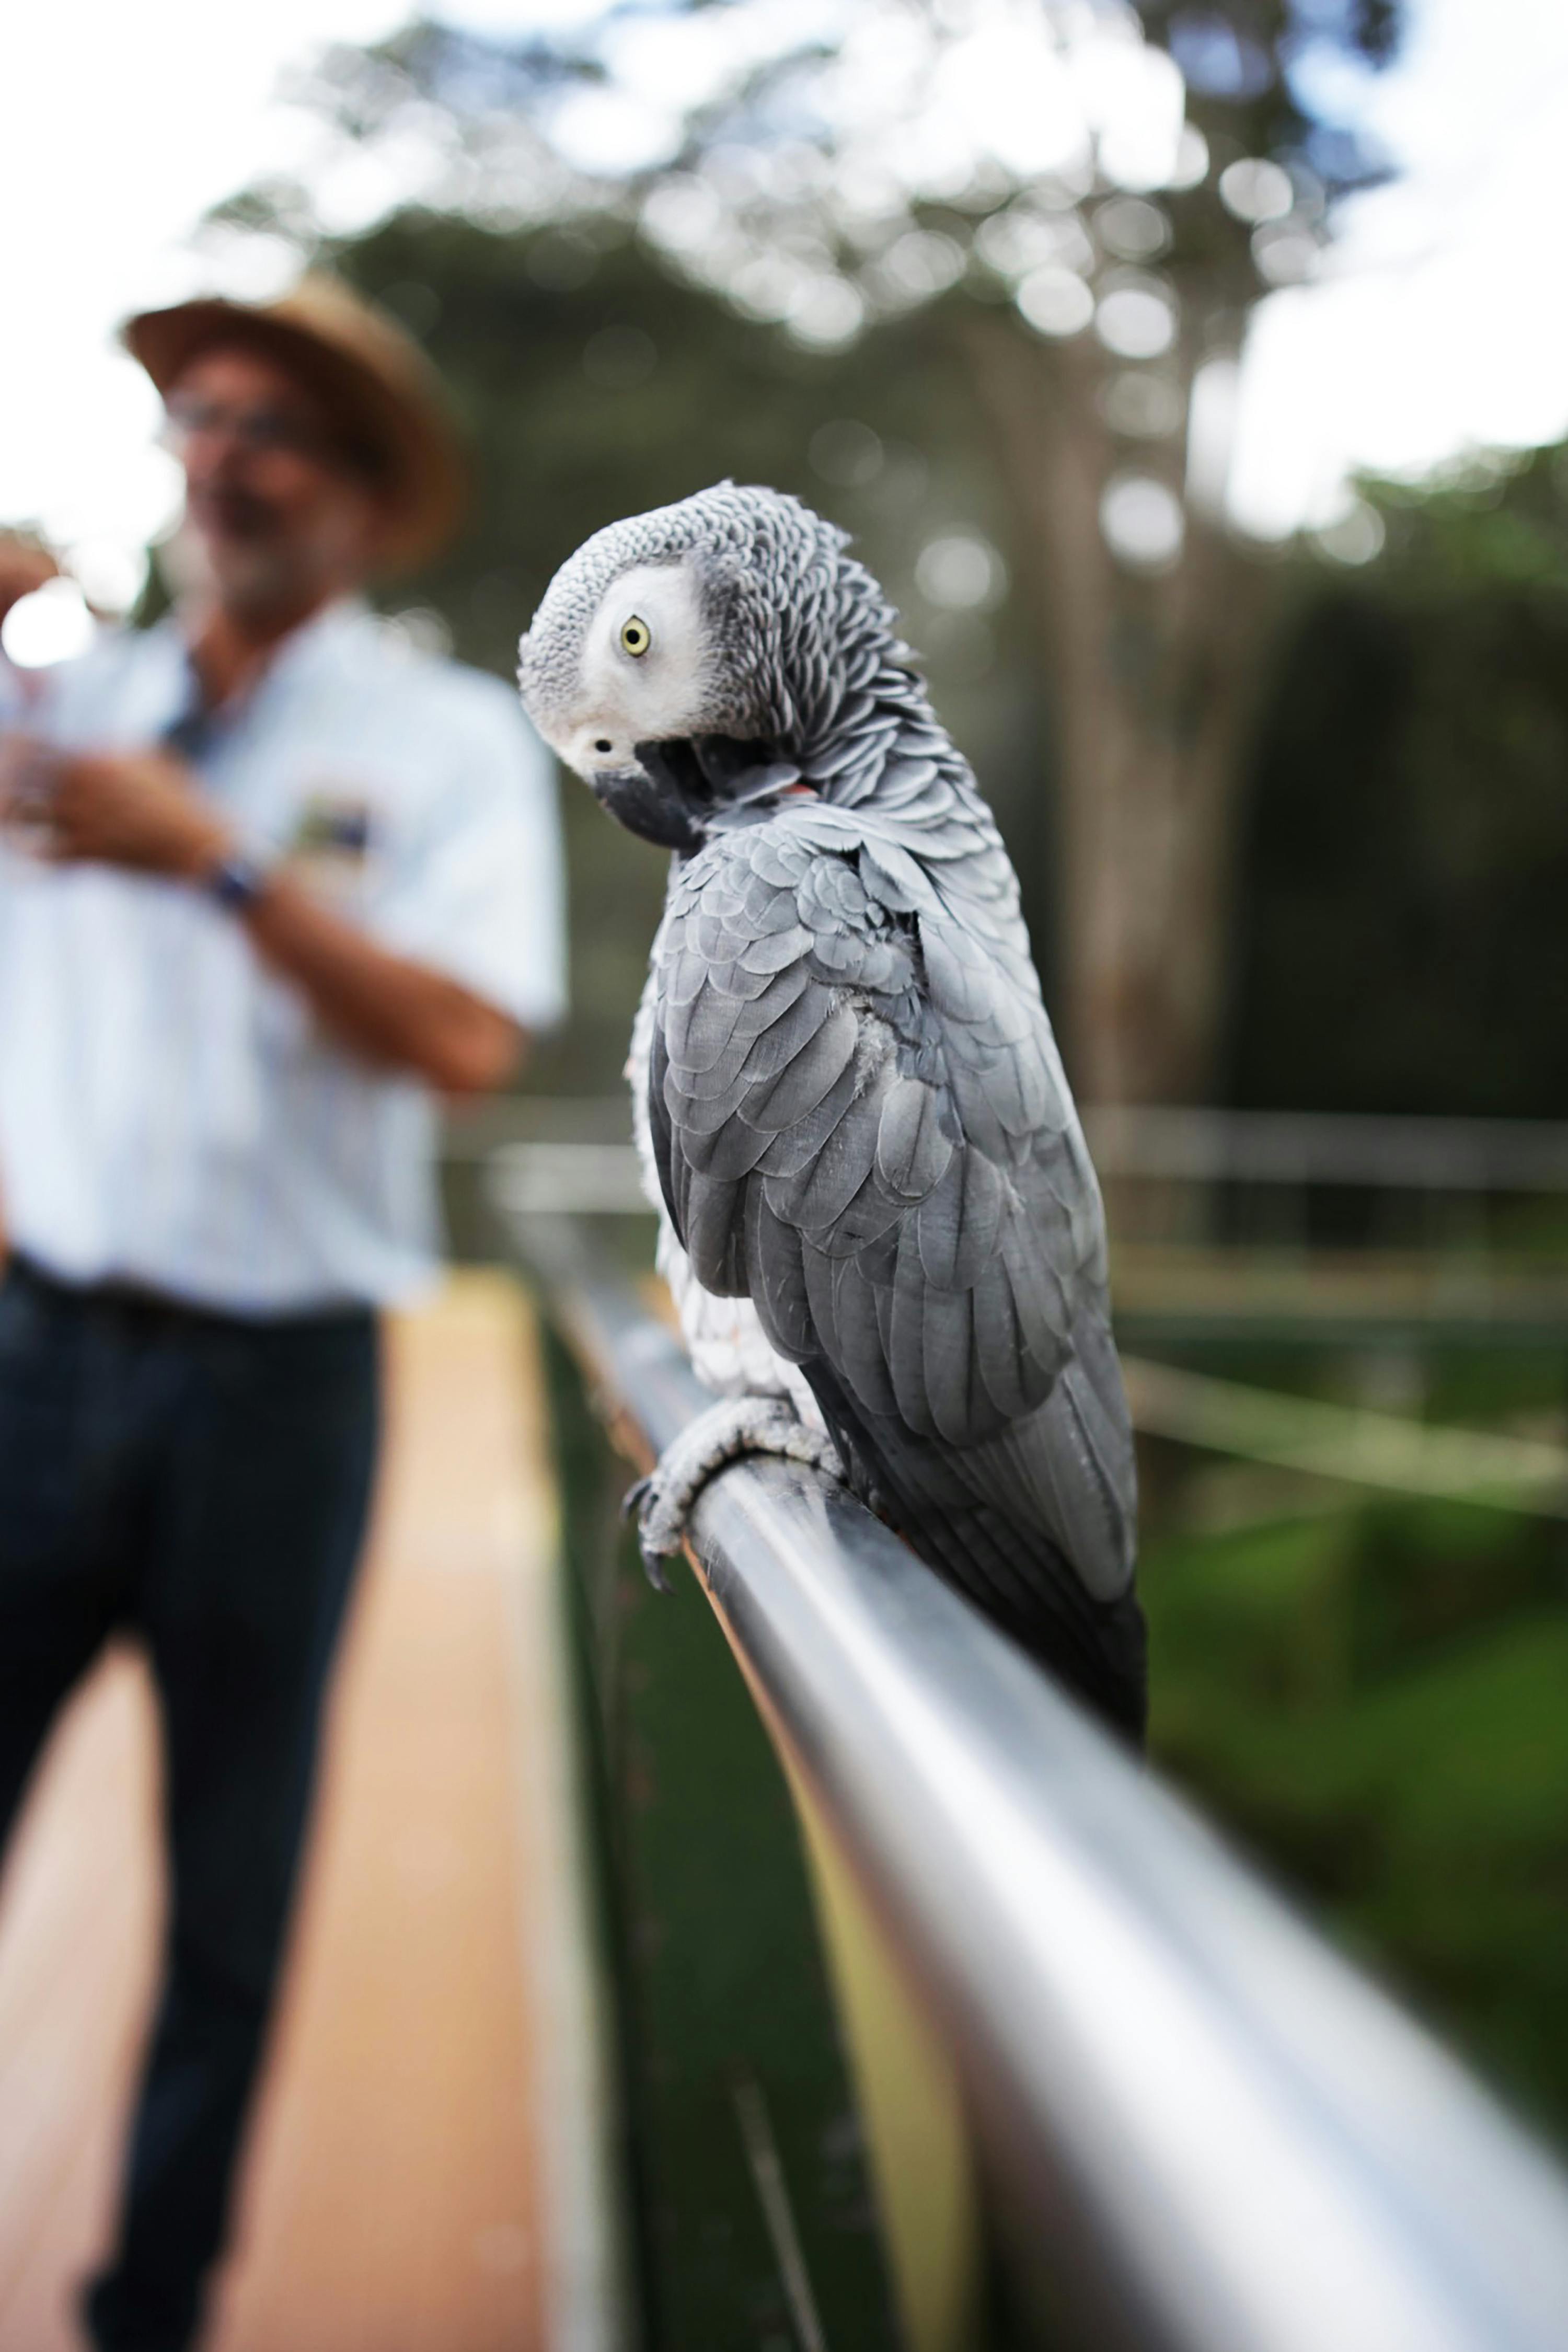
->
[499,1204,1568,2352]
[458,1102,1568,1197]
[1081,1105,1568,1192]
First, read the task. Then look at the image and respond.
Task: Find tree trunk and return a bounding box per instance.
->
[957,306,1281,1109]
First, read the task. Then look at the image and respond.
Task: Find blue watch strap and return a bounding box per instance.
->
[205,849,274,914]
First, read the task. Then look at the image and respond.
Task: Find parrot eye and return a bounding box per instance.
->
[619,615,652,658]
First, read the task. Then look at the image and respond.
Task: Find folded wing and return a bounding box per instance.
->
[648,818,1138,1636]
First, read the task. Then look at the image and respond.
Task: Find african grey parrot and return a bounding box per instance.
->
[518,483,1145,1739]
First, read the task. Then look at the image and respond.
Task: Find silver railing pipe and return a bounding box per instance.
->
[497,1201,1568,2352]
[456,1103,1568,1196]
[1081,1105,1568,1192]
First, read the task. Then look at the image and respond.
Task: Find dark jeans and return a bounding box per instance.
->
[0,1259,380,2352]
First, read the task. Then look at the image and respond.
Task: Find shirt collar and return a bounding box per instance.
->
[161,594,377,759]
[171,590,372,683]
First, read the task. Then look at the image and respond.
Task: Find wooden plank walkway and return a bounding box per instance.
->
[0,1276,586,2352]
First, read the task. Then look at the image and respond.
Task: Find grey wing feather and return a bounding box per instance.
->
[650,821,1137,1629]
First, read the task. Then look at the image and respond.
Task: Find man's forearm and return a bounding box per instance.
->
[241,869,525,1095]
[0,738,525,1096]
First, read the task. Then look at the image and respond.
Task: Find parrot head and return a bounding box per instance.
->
[517,482,896,852]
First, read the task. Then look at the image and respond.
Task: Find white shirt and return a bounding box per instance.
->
[0,656,34,729]
[0,601,566,1311]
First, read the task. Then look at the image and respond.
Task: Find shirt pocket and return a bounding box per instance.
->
[280,789,384,911]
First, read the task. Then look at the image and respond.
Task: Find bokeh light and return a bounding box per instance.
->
[1099,474,1186,571]
[1096,282,1178,360]
[1073,28,1186,192]
[1017,267,1094,338]
[1252,226,1319,285]
[977,206,1094,281]
[1166,123,1210,190]
[875,230,966,305]
[1311,499,1386,566]
[914,533,1008,613]
[2,577,98,669]
[787,276,867,349]
[1096,196,1171,261]
[1218,157,1295,224]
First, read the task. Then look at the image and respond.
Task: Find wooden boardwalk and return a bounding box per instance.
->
[0,1277,594,2352]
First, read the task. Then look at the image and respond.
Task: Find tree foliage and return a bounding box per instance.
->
[222,3,1568,1125]
[228,0,1404,1105]
[1228,448,1568,1118]
[319,195,1568,1127]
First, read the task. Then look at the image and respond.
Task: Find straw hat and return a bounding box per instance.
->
[122,275,468,573]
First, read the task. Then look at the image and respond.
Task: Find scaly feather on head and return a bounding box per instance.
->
[517,482,904,851]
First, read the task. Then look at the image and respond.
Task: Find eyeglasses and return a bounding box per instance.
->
[161,399,333,463]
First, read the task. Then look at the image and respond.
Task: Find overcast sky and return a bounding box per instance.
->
[1230,0,1568,532]
[4,0,1567,608]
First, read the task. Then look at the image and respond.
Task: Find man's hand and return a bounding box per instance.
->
[0,741,232,880]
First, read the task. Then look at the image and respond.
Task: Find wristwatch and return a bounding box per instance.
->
[204,846,275,915]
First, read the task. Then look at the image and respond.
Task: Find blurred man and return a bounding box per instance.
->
[0,278,564,2350]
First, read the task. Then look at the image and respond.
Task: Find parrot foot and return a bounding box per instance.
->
[626,1397,844,1592]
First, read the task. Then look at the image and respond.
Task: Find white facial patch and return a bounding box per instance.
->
[547,560,711,778]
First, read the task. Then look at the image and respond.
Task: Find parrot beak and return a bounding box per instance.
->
[587,734,808,856]
[590,756,709,853]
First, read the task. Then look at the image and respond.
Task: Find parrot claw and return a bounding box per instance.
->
[621,1473,653,1522]
[638,1536,675,1595]
[626,1396,844,1593]
[620,1473,672,1588]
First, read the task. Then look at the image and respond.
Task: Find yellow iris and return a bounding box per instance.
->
[620,616,651,656]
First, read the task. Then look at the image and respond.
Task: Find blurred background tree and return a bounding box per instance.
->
[609,0,1405,1109]
[214,0,1405,1109]
[1230,445,1568,1117]
[201,0,1568,1130]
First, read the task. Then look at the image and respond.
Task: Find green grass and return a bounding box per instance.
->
[1144,1477,1568,2147]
